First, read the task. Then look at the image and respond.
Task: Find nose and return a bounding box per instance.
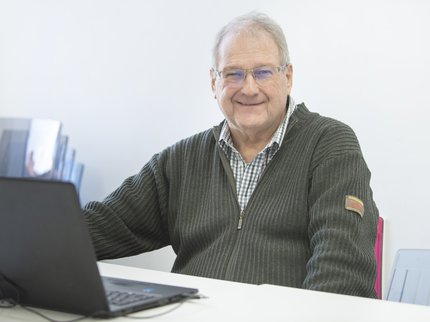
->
[240,72,259,96]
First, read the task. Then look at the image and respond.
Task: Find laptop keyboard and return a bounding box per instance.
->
[106,290,155,306]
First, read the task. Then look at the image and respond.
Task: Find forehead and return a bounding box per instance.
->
[217,29,281,70]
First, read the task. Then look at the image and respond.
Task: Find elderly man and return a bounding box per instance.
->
[84,12,379,298]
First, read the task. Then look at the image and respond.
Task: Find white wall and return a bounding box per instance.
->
[1,0,430,297]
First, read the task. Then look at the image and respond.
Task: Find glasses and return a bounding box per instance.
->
[212,65,288,88]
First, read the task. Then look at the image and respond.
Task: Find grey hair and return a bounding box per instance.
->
[212,12,291,68]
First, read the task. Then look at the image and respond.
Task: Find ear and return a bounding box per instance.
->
[210,69,217,94]
[286,64,293,93]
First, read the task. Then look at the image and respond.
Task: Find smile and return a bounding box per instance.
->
[236,101,264,106]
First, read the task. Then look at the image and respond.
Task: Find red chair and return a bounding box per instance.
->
[375,217,384,299]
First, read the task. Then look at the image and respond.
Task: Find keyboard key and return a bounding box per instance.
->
[107,290,154,306]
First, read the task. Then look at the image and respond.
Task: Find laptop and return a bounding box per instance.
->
[0,177,198,318]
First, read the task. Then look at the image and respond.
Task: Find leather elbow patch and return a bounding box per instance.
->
[345,195,364,217]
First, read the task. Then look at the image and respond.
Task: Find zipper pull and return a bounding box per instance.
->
[237,210,244,230]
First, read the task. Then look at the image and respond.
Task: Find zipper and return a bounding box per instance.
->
[237,209,245,230]
[234,118,299,231]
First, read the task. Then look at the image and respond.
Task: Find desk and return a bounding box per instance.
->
[1,262,430,322]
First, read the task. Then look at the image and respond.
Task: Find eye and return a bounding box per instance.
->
[253,67,274,80]
[223,70,244,80]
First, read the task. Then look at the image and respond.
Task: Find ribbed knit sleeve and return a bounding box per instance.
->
[303,118,378,297]
[83,153,170,259]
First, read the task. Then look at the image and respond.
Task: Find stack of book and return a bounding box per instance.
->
[0,117,84,192]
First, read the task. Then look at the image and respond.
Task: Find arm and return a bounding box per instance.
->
[303,122,378,297]
[83,153,170,260]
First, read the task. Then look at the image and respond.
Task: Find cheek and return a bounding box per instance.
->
[217,86,235,103]
[264,87,289,111]
[272,82,290,101]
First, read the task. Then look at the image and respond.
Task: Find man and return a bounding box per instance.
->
[83,12,379,298]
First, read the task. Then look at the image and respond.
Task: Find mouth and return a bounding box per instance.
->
[235,101,265,107]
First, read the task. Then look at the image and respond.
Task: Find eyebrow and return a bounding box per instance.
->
[220,64,270,70]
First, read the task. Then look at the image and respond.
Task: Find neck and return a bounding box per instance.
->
[230,125,277,163]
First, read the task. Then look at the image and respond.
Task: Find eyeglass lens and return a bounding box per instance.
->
[221,66,281,87]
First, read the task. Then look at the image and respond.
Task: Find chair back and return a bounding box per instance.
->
[375,217,384,299]
[386,249,430,306]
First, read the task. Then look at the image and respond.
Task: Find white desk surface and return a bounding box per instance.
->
[1,262,430,322]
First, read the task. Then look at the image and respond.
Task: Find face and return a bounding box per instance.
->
[211,30,293,140]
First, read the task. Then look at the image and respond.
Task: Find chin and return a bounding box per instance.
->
[235,119,266,131]
[235,111,267,125]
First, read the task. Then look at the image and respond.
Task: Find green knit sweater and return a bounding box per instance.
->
[83,104,378,298]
